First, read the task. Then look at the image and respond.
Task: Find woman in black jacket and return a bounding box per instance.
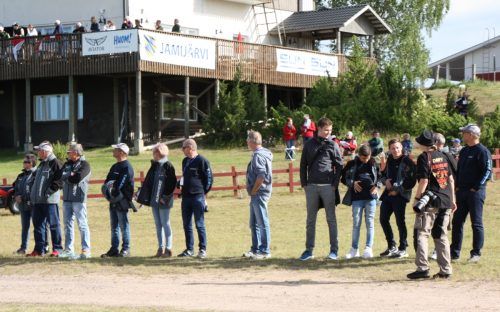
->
[136,143,177,257]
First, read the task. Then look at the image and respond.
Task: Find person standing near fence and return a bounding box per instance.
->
[301,114,316,146]
[136,143,177,258]
[59,143,92,260]
[178,139,213,259]
[28,141,64,257]
[101,143,135,258]
[283,117,297,160]
[299,117,343,261]
[243,131,273,259]
[451,124,492,263]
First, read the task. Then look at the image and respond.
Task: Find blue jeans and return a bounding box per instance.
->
[285,140,295,160]
[32,204,63,253]
[249,193,271,254]
[63,201,91,253]
[109,207,130,251]
[181,195,207,251]
[451,189,485,257]
[351,199,377,249]
[151,199,173,249]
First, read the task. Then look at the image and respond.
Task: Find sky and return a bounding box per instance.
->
[424,0,500,63]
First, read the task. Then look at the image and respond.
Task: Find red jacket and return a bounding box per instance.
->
[301,121,316,138]
[283,124,297,141]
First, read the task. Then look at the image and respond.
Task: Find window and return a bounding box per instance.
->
[161,94,197,121]
[34,93,83,122]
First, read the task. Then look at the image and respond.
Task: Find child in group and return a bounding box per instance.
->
[401,133,413,156]
[450,138,463,160]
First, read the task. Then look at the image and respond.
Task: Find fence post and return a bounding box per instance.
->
[288,162,294,193]
[472,64,477,81]
[2,178,7,186]
[231,166,239,198]
[495,149,500,179]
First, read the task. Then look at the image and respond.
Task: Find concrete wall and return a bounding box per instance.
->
[465,42,500,80]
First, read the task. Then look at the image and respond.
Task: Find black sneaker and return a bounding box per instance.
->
[119,249,131,257]
[432,272,451,279]
[390,249,409,259]
[101,248,120,258]
[407,270,430,280]
[380,246,398,257]
[177,249,194,257]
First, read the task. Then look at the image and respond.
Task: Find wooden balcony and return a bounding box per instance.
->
[0,29,349,88]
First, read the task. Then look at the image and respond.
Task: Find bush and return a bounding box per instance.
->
[52,141,68,161]
[481,105,500,149]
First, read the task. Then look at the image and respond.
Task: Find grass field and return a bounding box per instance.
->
[0,146,499,283]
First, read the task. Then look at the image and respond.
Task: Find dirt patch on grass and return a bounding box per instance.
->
[0,270,498,311]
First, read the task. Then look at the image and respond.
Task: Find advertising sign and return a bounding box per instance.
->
[276,49,338,77]
[82,29,138,56]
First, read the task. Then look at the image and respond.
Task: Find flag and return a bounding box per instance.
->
[11,38,25,61]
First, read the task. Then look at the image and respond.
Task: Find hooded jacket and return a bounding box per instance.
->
[246,147,273,195]
[13,168,36,211]
[300,136,343,187]
[61,157,91,203]
[137,158,176,208]
[30,153,63,204]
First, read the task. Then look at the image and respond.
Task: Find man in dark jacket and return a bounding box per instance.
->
[28,141,64,257]
[379,139,416,259]
[13,154,37,255]
[101,143,135,258]
[451,124,492,263]
[177,139,213,258]
[60,143,92,259]
[299,117,343,261]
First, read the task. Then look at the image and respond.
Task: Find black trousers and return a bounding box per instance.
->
[380,195,408,250]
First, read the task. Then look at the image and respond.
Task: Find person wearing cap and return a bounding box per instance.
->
[177,139,213,258]
[73,22,86,34]
[451,124,492,263]
[135,143,177,258]
[53,20,62,35]
[12,23,25,37]
[59,143,91,259]
[407,130,455,279]
[379,138,416,259]
[450,138,462,160]
[28,141,64,257]
[12,154,38,255]
[101,143,135,258]
[301,114,316,146]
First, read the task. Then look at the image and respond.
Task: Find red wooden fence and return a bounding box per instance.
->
[2,162,301,199]
[493,148,500,179]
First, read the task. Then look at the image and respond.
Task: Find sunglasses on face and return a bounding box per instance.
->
[23,160,31,164]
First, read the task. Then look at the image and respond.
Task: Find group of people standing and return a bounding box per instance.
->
[12,121,491,280]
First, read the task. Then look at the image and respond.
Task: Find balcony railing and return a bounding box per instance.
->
[0,29,349,88]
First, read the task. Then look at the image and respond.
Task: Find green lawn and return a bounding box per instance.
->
[0,147,499,282]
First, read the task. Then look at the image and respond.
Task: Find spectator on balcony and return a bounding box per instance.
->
[12,23,25,37]
[90,16,100,32]
[301,114,316,145]
[155,20,164,31]
[104,20,116,31]
[53,20,63,35]
[72,22,86,34]
[121,17,133,29]
[26,24,38,37]
[172,18,180,33]
[134,19,143,29]
[0,26,11,39]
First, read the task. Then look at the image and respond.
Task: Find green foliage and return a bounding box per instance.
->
[52,141,68,161]
[243,82,266,131]
[430,79,456,90]
[481,105,500,149]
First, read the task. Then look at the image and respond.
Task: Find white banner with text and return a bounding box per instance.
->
[139,31,216,70]
[82,29,138,56]
[276,49,338,77]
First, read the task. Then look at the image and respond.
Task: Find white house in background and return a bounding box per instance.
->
[0,0,314,44]
[429,35,500,81]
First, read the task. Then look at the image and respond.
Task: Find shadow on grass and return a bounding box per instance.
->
[0,255,413,272]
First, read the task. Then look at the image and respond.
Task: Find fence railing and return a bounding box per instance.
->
[2,162,301,199]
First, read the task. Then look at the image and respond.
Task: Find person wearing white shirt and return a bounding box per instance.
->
[26,24,38,36]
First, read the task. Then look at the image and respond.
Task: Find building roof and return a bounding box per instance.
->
[428,35,500,67]
[270,4,392,36]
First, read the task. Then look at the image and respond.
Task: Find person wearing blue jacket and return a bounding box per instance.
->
[451,124,492,263]
[177,139,213,258]
[243,131,273,259]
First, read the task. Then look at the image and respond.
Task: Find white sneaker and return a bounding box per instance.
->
[242,250,256,258]
[362,247,373,259]
[468,255,480,263]
[345,248,359,259]
[251,252,271,260]
[58,250,74,259]
[430,249,437,260]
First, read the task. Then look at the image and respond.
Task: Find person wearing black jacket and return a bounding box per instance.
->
[299,117,343,261]
[60,143,92,259]
[136,143,177,258]
[101,143,135,258]
[177,139,213,258]
[451,124,492,263]
[379,139,416,259]
[28,141,64,257]
[13,154,37,255]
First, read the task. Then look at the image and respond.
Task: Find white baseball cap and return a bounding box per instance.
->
[111,143,129,155]
[34,141,53,153]
[459,124,481,136]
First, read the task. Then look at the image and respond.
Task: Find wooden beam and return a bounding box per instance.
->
[24,79,32,152]
[184,76,190,139]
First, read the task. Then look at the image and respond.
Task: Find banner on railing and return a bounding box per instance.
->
[138,30,216,70]
[276,49,338,77]
[82,30,138,56]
